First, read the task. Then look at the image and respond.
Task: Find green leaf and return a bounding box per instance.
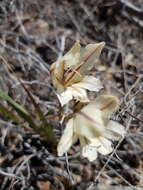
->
[0,89,56,147]
[0,89,36,128]
[0,90,28,115]
[19,82,56,145]
[0,103,21,123]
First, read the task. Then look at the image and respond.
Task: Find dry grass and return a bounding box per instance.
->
[0,0,143,189]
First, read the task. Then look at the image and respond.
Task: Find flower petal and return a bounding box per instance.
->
[62,41,81,68]
[104,120,126,141]
[50,61,64,91]
[57,90,73,106]
[79,42,105,74]
[91,95,119,118]
[81,144,98,161]
[74,108,104,138]
[72,76,103,92]
[57,118,74,156]
[51,75,65,94]
[58,86,89,106]
[68,86,89,103]
[51,42,81,89]
[90,137,113,155]
[64,67,83,87]
[79,136,98,161]
[51,60,65,83]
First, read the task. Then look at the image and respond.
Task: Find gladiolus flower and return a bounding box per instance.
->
[51,41,105,106]
[57,95,125,161]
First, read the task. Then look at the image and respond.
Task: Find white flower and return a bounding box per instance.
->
[57,95,126,161]
[51,41,105,106]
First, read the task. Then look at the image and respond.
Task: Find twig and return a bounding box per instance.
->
[126,111,143,123]
[0,168,22,179]
[118,0,143,18]
[123,75,142,103]
[107,165,134,188]
[117,0,143,29]
[65,153,74,185]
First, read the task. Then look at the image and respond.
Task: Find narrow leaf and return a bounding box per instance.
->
[0,103,21,124]
[0,90,36,129]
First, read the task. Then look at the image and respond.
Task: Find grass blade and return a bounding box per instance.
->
[0,103,21,124]
[0,89,56,146]
[0,90,36,129]
[19,82,56,145]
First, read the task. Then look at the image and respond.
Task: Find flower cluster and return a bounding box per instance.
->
[51,41,125,161]
[51,41,104,106]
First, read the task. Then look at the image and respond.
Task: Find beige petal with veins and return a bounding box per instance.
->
[104,120,126,141]
[72,75,103,92]
[91,95,119,118]
[57,118,74,156]
[75,108,104,138]
[79,42,105,74]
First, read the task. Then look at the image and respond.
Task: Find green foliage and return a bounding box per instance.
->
[0,89,56,147]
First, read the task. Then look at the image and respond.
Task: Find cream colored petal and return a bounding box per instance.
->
[57,118,74,156]
[57,86,89,106]
[51,60,65,91]
[64,68,83,87]
[72,76,103,92]
[90,95,119,118]
[51,61,64,82]
[68,86,89,103]
[62,41,81,68]
[79,136,97,161]
[52,75,64,94]
[57,90,73,106]
[51,42,81,88]
[81,144,98,161]
[79,135,87,147]
[74,108,105,139]
[79,42,105,74]
[104,120,126,141]
[73,134,78,144]
[90,137,113,155]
